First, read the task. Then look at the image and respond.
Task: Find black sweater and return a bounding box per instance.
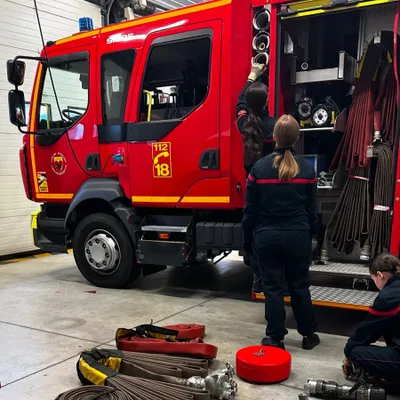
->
[344,275,400,358]
[242,148,318,246]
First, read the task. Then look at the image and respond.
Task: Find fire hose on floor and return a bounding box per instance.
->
[71,348,237,400]
[56,386,131,400]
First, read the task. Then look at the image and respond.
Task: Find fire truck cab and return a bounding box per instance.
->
[7,0,400,310]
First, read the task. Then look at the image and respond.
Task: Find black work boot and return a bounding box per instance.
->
[302,333,320,350]
[261,336,285,350]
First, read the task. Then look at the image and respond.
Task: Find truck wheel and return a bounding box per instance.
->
[72,213,140,288]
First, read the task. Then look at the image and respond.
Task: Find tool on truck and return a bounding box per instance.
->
[6,0,400,311]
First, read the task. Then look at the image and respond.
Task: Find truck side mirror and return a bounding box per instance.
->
[8,90,26,127]
[7,59,26,86]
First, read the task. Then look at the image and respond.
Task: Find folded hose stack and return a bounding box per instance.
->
[55,324,238,400]
[363,142,394,260]
[322,34,398,260]
[321,167,371,257]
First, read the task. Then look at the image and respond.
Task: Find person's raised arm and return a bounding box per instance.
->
[236,59,266,134]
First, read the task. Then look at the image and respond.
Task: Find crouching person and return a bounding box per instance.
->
[343,253,400,383]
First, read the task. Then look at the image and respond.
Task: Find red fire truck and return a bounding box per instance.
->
[7,0,400,311]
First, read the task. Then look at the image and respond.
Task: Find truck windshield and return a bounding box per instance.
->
[37,52,89,131]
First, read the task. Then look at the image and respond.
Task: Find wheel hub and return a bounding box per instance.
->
[85,232,120,273]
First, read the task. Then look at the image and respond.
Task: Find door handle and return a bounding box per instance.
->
[199,149,219,170]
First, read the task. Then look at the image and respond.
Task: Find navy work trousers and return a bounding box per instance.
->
[349,345,400,382]
[255,229,317,341]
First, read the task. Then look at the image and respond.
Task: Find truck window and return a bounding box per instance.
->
[37,52,89,131]
[101,50,136,125]
[139,36,211,122]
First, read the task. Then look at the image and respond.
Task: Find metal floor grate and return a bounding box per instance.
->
[309,286,377,307]
[310,262,370,277]
[254,286,377,310]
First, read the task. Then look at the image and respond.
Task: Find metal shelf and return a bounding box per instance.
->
[300,127,334,132]
[291,51,357,85]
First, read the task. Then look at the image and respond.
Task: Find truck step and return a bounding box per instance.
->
[310,262,369,277]
[141,225,188,233]
[253,286,377,311]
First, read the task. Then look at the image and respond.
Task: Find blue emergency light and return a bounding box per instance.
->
[79,17,94,32]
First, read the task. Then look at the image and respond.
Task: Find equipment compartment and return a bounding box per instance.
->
[279,3,399,264]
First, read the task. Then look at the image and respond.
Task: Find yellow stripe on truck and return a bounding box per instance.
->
[281,0,395,19]
[132,196,230,204]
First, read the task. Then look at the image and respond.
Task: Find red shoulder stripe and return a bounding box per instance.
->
[247,174,255,182]
[369,305,400,317]
[237,110,247,120]
[256,178,317,184]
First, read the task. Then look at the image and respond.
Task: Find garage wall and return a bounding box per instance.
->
[0,0,101,256]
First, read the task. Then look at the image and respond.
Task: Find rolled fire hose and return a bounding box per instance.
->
[362,142,393,260]
[55,386,131,400]
[75,349,237,400]
[321,168,371,258]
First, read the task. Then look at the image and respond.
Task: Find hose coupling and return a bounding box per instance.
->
[184,363,238,400]
[360,244,371,261]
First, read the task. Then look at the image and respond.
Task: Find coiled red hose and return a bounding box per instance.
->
[330,82,375,171]
[379,65,397,146]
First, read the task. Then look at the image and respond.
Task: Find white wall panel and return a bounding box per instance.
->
[0,0,101,256]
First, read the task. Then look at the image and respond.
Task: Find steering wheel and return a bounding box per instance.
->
[62,108,83,122]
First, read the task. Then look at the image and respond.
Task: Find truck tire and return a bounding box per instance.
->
[72,213,140,288]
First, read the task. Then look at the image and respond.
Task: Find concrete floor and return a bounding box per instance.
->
[0,252,392,399]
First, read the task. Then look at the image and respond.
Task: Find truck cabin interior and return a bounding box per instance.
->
[275,2,399,280]
[139,36,211,122]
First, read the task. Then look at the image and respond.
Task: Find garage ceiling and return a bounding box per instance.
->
[86,0,207,10]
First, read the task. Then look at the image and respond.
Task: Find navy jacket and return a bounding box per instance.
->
[242,148,318,246]
[236,80,277,173]
[344,275,400,358]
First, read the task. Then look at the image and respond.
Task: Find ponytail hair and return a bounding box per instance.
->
[272,114,300,181]
[273,149,300,181]
[369,253,400,276]
[242,112,263,166]
[242,82,269,166]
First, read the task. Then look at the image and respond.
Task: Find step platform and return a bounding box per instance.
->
[310,262,370,277]
[252,286,377,311]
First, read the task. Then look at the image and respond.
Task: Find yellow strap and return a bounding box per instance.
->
[143,90,153,122]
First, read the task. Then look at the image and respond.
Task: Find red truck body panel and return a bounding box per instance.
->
[22,0,254,210]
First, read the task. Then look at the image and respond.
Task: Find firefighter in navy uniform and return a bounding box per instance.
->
[236,59,277,296]
[243,114,320,350]
[343,253,400,384]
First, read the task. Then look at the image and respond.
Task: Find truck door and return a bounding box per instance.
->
[30,44,99,201]
[127,21,223,207]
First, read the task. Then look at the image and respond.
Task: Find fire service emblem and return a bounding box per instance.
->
[51,152,67,175]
